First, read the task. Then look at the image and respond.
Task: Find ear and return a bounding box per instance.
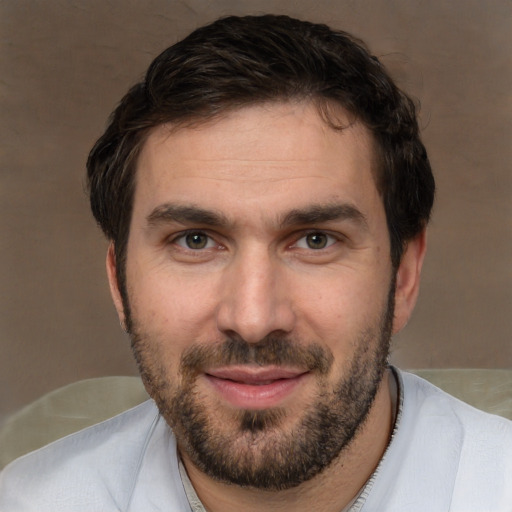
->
[392,230,427,334]
[106,243,127,330]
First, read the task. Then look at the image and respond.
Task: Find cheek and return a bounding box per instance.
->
[292,269,391,340]
[127,269,220,342]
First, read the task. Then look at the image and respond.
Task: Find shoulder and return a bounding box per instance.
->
[400,369,512,442]
[398,370,512,509]
[0,400,169,511]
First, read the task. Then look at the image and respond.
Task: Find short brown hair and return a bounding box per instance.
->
[87,14,435,291]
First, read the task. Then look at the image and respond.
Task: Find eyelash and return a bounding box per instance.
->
[171,231,220,251]
[292,231,339,251]
[169,229,342,253]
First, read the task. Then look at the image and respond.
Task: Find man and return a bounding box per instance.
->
[1,14,511,512]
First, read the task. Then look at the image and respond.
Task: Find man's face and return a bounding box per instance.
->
[109,102,404,489]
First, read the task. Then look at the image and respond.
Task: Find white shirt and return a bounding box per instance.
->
[1,370,511,511]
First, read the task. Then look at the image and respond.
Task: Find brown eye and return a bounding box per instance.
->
[305,233,329,249]
[185,233,208,249]
[174,232,214,250]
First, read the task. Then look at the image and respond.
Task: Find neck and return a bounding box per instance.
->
[181,369,397,512]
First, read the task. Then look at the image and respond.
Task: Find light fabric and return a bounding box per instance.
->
[2,369,511,470]
[0,376,150,469]
[1,371,511,511]
[411,369,512,419]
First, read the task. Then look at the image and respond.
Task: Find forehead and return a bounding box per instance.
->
[133,102,381,223]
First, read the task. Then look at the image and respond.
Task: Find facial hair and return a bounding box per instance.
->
[127,282,395,490]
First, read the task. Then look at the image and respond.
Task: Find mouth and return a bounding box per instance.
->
[203,365,310,410]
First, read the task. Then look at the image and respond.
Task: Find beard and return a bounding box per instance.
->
[126,281,395,491]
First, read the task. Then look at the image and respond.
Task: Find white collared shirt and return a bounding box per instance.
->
[1,370,511,511]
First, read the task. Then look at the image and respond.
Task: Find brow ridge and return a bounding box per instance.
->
[146,202,368,231]
[280,203,368,229]
[147,204,231,228]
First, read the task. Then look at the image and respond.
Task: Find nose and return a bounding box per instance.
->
[216,247,296,343]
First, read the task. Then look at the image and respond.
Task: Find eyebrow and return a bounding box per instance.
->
[146,202,368,231]
[146,204,231,229]
[280,203,369,230]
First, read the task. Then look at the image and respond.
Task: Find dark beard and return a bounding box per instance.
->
[128,284,395,490]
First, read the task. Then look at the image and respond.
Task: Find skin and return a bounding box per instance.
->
[107,101,426,512]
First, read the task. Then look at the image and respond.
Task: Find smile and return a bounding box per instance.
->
[204,366,309,410]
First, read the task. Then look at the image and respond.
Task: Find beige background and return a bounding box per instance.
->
[1,0,511,425]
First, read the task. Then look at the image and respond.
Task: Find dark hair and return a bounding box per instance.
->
[87,14,434,291]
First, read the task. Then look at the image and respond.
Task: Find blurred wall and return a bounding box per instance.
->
[1,0,511,424]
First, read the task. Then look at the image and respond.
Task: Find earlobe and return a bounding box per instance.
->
[392,230,427,334]
[106,243,126,330]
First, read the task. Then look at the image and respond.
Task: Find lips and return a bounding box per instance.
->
[204,365,308,410]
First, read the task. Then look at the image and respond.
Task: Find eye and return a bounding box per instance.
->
[174,231,216,250]
[294,232,337,250]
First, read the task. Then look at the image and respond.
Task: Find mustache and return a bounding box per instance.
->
[180,335,334,377]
